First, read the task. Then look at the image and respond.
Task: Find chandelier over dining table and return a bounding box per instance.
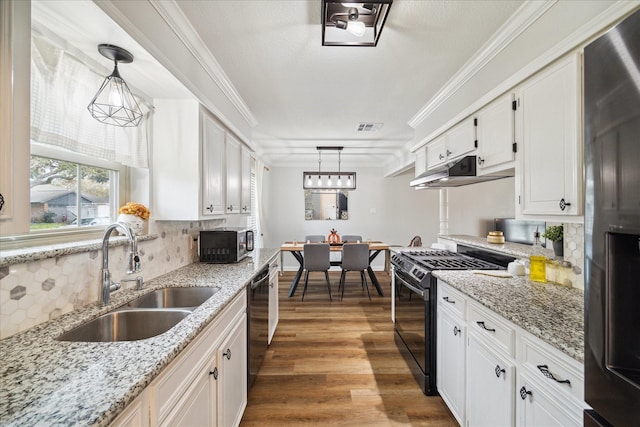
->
[303,146,356,190]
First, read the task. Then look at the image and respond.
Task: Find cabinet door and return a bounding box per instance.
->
[240,147,251,213]
[414,145,427,177]
[202,112,226,216]
[447,118,476,161]
[467,334,515,427]
[516,371,581,427]
[268,262,279,344]
[218,314,247,427]
[519,54,580,216]
[477,93,515,173]
[225,134,242,214]
[437,307,466,426]
[161,370,215,427]
[111,391,149,427]
[426,135,447,169]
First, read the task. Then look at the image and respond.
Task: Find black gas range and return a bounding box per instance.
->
[391,247,514,395]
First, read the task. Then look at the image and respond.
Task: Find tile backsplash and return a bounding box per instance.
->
[563,222,584,290]
[0,219,232,339]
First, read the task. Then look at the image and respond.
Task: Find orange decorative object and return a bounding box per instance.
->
[327,228,341,243]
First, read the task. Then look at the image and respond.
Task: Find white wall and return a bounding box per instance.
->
[446,177,516,236]
[262,167,441,270]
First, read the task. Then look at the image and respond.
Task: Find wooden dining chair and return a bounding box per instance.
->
[341,235,362,243]
[302,243,332,301]
[339,243,371,301]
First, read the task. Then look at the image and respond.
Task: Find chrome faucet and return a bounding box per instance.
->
[100,222,142,305]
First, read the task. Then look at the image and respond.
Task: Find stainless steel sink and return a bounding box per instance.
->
[125,287,221,309]
[56,309,191,342]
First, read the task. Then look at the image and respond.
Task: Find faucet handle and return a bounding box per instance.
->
[122,276,144,290]
[127,252,141,274]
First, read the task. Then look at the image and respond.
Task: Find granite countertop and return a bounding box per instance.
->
[433,270,584,363]
[439,234,554,259]
[0,248,279,427]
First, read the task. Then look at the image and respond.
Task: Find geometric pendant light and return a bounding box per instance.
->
[87,44,143,127]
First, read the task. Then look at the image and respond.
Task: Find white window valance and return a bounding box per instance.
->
[30,31,151,168]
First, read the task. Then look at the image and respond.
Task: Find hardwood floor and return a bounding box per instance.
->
[241,271,457,426]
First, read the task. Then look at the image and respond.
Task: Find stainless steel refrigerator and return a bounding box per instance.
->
[583,8,640,427]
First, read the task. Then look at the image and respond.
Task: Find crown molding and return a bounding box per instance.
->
[148,0,258,128]
[408,0,556,128]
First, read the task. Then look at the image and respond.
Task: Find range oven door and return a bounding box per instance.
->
[394,270,437,395]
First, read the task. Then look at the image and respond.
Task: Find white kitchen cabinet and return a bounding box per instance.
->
[436,289,467,427]
[217,314,247,427]
[0,0,30,236]
[268,257,279,343]
[426,118,476,170]
[516,54,582,217]
[476,92,516,175]
[225,133,242,213]
[149,289,247,427]
[110,391,149,427]
[517,371,581,427]
[202,110,226,216]
[240,147,252,213]
[414,145,427,177]
[467,333,516,427]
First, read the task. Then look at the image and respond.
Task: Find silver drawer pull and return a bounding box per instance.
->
[476,321,496,332]
[537,364,571,385]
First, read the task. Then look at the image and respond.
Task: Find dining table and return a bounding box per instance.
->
[279,241,391,297]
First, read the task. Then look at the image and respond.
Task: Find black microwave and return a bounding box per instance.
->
[199,228,254,263]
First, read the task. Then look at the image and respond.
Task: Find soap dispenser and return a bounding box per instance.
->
[529,228,547,283]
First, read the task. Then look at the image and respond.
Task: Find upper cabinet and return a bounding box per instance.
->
[426,118,476,170]
[240,147,251,213]
[153,99,252,220]
[476,92,516,175]
[516,54,582,218]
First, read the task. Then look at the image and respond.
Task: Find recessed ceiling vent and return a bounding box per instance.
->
[356,122,383,132]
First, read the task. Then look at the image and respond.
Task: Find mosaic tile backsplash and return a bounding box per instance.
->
[0,219,230,339]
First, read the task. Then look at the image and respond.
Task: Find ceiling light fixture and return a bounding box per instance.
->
[322,0,392,47]
[303,146,356,190]
[87,44,143,127]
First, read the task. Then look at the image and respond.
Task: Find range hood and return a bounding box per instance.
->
[410,155,514,189]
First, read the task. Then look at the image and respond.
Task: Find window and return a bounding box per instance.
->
[30,154,118,231]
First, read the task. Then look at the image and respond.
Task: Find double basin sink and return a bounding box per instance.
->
[57,287,221,343]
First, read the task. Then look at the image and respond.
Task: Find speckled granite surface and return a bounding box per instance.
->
[433,270,583,362]
[439,234,555,259]
[0,234,158,267]
[0,248,278,427]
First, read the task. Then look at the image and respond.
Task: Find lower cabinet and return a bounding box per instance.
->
[268,258,279,343]
[436,280,586,427]
[111,289,248,427]
[467,334,516,427]
[436,298,466,425]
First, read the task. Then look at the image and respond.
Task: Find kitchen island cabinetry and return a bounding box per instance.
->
[426,118,476,170]
[151,289,247,427]
[516,53,582,218]
[476,92,516,175]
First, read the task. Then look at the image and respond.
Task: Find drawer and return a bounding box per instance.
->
[437,280,467,320]
[468,302,515,357]
[520,334,584,403]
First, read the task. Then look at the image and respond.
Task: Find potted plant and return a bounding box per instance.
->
[542,225,564,258]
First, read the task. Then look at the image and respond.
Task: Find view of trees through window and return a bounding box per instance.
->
[30,156,116,230]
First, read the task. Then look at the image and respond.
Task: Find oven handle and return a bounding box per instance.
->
[394,273,426,298]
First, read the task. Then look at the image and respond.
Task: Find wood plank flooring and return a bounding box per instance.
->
[240,271,457,426]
